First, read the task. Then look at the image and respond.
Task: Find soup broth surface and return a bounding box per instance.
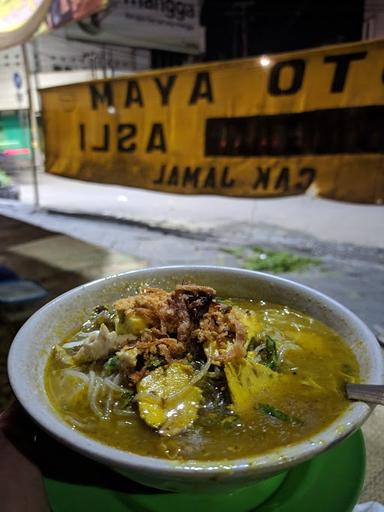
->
[45,289,359,461]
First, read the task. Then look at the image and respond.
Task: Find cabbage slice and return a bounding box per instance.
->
[225,359,280,416]
[137,362,202,437]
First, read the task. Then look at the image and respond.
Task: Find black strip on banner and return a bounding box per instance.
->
[205,106,384,156]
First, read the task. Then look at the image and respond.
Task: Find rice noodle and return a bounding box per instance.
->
[93,373,124,393]
[113,407,135,417]
[277,341,301,363]
[112,373,121,386]
[87,370,95,401]
[188,359,212,387]
[64,415,97,431]
[88,370,104,418]
[105,388,113,418]
[61,368,89,382]
[85,371,135,418]
[59,366,133,419]
[251,343,265,356]
[117,420,133,427]
[101,376,126,393]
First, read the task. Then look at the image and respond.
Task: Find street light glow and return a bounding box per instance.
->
[260,56,271,67]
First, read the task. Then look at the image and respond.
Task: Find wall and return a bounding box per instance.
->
[0,46,28,111]
[0,31,151,112]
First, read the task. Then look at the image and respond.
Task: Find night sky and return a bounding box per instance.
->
[201,0,365,60]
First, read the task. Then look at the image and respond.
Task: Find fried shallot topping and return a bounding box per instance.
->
[194,303,247,363]
[73,285,246,386]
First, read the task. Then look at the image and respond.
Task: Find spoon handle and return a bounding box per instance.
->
[346,384,384,406]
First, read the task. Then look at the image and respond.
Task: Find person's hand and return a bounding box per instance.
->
[0,402,50,512]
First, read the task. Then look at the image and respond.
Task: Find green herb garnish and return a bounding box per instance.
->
[145,355,164,371]
[259,403,290,421]
[104,355,119,375]
[120,390,135,409]
[258,403,303,425]
[264,335,279,371]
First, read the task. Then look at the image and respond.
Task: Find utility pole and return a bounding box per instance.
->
[237,1,252,57]
[223,0,254,58]
[22,44,40,209]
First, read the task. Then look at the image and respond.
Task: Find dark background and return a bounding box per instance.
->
[151,0,365,68]
[201,0,365,60]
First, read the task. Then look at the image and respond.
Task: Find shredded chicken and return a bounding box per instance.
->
[73,324,133,363]
[117,346,140,370]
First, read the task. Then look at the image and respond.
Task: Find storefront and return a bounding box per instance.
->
[0,110,30,156]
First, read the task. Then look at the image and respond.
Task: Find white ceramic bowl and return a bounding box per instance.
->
[8,266,383,492]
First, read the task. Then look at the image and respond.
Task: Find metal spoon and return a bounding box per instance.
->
[346,384,384,406]
[373,324,384,348]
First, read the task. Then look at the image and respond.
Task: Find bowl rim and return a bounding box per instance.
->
[7,265,384,479]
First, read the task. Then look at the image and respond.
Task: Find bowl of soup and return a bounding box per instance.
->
[8,266,383,491]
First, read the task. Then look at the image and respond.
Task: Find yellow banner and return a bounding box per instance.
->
[41,39,384,203]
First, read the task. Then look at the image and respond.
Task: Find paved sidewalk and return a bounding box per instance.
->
[16,172,384,248]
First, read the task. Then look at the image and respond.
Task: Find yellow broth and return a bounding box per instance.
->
[45,299,359,461]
